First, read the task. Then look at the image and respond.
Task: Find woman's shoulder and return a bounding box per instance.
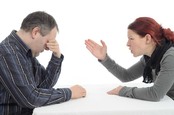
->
[164,47,174,56]
[161,47,174,64]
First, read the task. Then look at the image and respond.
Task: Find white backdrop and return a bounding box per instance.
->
[0,0,174,87]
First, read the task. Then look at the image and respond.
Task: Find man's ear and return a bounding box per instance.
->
[145,34,152,44]
[31,27,40,39]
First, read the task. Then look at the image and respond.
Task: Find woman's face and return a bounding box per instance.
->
[127,29,155,57]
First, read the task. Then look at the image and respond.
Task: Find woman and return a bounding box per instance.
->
[85,17,174,101]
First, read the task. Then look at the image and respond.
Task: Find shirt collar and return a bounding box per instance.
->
[9,30,32,57]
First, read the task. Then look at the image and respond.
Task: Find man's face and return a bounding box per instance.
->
[31,27,58,57]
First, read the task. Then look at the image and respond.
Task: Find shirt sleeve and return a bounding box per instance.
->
[0,52,72,109]
[99,54,145,82]
[119,49,174,101]
[37,54,64,88]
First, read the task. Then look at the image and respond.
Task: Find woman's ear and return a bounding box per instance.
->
[145,34,153,44]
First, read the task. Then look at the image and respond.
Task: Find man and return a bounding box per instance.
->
[0,11,86,115]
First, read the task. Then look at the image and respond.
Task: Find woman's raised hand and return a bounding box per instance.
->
[85,39,107,60]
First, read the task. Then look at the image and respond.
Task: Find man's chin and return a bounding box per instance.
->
[34,53,40,57]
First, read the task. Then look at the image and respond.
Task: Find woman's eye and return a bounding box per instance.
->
[129,37,134,40]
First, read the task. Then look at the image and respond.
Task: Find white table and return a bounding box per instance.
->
[32,83,174,115]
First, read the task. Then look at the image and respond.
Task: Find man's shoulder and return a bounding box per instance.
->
[0,41,18,55]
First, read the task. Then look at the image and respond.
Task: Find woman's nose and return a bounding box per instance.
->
[126,40,130,47]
